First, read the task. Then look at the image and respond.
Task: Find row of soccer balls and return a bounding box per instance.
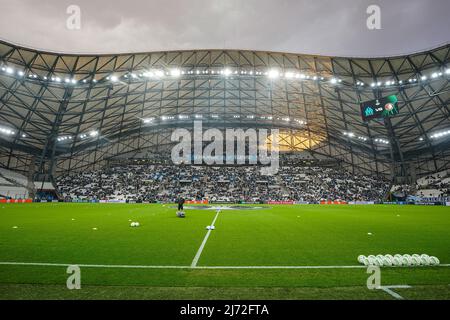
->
[358,254,440,267]
[130,222,140,227]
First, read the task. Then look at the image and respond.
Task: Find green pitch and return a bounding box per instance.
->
[0,203,449,299]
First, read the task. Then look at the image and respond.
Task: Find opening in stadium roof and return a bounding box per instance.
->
[0,0,449,57]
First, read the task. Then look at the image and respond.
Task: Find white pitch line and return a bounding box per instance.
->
[379,285,411,300]
[0,262,448,269]
[195,265,366,269]
[190,210,221,268]
[0,262,189,269]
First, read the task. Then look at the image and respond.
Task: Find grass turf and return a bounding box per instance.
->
[0,203,449,299]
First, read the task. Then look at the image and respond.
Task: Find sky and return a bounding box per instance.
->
[0,0,449,57]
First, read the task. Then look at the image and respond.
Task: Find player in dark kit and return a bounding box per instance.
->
[177,197,185,211]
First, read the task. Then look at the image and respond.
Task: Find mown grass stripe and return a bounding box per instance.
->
[1,261,448,269]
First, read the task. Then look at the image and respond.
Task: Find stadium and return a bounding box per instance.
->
[0,36,450,300]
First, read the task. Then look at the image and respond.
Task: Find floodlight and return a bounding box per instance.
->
[267,69,279,79]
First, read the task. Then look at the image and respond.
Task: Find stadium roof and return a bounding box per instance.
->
[0,40,449,179]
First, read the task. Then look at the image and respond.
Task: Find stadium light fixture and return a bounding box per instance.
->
[421,75,427,81]
[18,71,24,76]
[6,67,14,74]
[445,68,450,75]
[284,72,294,79]
[89,130,99,137]
[110,75,118,82]
[430,129,450,139]
[57,135,72,142]
[223,68,232,76]
[267,69,280,79]
[330,78,338,84]
[170,68,181,77]
[0,127,15,135]
[343,131,354,137]
[374,138,389,144]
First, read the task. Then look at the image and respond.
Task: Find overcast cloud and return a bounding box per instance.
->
[0,0,448,57]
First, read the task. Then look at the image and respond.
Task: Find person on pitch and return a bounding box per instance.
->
[177,196,185,211]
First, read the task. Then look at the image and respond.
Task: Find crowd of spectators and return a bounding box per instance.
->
[56,163,390,203]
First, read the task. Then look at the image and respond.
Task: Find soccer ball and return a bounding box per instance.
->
[357,255,366,264]
[385,254,394,261]
[391,257,401,266]
[420,256,430,266]
[375,257,384,266]
[382,257,393,266]
[410,256,420,266]
[429,256,440,266]
[402,254,411,259]
[130,222,140,227]
[400,256,410,266]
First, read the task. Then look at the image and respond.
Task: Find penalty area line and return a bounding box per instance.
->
[190,210,221,268]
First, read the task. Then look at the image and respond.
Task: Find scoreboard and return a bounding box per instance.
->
[360,95,399,122]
